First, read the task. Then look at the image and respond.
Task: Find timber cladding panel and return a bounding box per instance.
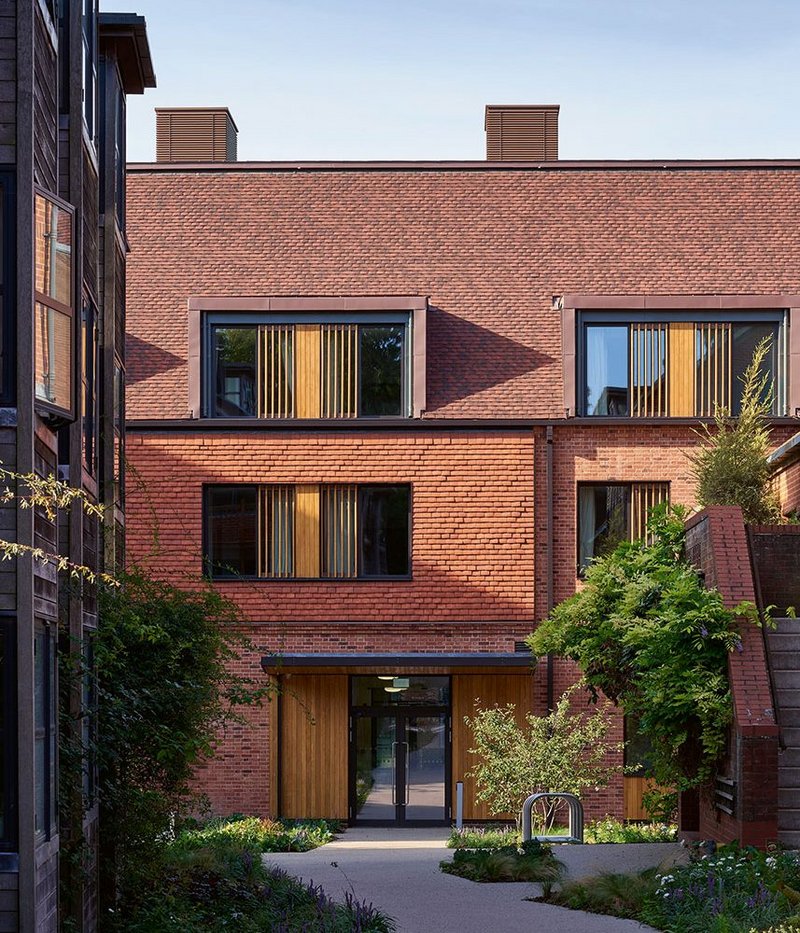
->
[279,675,349,819]
[125,167,800,421]
[451,672,535,820]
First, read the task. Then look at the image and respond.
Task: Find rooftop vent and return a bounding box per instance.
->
[155,107,238,163]
[485,105,559,161]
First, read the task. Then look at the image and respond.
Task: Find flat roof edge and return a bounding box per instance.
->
[126,158,800,174]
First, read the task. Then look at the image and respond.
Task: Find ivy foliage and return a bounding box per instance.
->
[528,505,756,789]
[94,572,273,887]
[689,335,782,524]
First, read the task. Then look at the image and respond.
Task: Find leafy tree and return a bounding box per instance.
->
[528,505,754,789]
[94,572,272,907]
[689,336,782,524]
[465,686,622,831]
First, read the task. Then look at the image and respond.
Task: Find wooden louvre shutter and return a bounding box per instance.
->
[321,324,357,418]
[295,326,321,418]
[260,486,294,578]
[668,322,695,417]
[695,322,732,417]
[320,485,357,578]
[260,325,294,418]
[294,485,321,577]
[630,323,668,417]
[629,483,670,542]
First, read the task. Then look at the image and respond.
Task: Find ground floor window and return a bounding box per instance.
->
[0,619,15,850]
[34,622,57,840]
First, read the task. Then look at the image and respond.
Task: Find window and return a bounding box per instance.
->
[206,315,411,418]
[0,177,14,405]
[82,0,97,141]
[34,622,57,840]
[580,313,787,417]
[578,482,669,572]
[34,192,74,416]
[82,299,98,474]
[205,484,411,579]
[81,632,96,805]
[0,619,16,851]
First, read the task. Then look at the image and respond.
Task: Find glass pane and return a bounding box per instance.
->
[354,716,396,820]
[206,486,258,577]
[34,194,72,306]
[34,629,45,835]
[358,485,410,577]
[359,325,404,416]
[212,326,257,416]
[624,715,654,776]
[351,676,450,707]
[585,325,628,415]
[405,715,446,821]
[34,303,72,409]
[0,628,4,841]
[49,632,57,832]
[578,485,629,570]
[731,323,779,415]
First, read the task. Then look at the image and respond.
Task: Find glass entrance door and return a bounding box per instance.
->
[350,676,450,825]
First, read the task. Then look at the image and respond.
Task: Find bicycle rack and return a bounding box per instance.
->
[521,792,584,844]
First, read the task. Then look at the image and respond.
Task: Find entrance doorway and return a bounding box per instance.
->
[350,675,450,825]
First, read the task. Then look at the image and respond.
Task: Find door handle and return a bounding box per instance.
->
[391,741,398,806]
[405,742,410,805]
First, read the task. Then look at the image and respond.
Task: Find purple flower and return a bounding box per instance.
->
[735,640,744,653]
[700,626,708,637]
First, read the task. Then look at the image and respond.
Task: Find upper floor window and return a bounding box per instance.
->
[578,481,669,572]
[205,314,411,418]
[82,0,98,142]
[34,192,74,417]
[581,313,787,417]
[204,483,411,580]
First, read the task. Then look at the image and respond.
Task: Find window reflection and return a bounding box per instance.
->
[212,326,257,416]
[585,325,628,415]
[360,325,404,416]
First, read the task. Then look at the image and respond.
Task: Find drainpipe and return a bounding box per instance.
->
[546,424,555,713]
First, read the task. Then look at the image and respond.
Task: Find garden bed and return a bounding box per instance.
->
[109,816,394,932]
[447,818,678,850]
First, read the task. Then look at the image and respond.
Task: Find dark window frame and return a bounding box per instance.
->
[202,482,413,582]
[202,312,413,420]
[34,621,57,842]
[34,187,76,419]
[0,617,17,852]
[577,310,788,418]
[0,174,14,406]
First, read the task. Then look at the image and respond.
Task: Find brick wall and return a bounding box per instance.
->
[126,166,800,422]
[749,525,800,617]
[684,507,779,848]
[775,458,800,517]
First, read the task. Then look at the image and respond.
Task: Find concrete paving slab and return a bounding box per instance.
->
[266,827,673,932]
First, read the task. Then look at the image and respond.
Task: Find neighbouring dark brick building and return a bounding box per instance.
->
[124,105,800,838]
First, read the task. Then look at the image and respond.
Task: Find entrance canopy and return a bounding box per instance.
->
[261,652,533,673]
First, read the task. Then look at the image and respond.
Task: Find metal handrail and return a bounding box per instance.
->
[521,792,584,844]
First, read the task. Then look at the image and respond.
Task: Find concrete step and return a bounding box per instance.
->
[778,808,800,830]
[770,618,800,635]
[780,728,800,749]
[770,671,800,691]
[778,830,800,847]
[778,767,800,788]
[767,650,800,670]
[779,747,800,768]
[779,789,800,809]
[777,708,800,727]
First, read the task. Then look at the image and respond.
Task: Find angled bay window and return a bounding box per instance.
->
[578,481,669,572]
[580,312,787,418]
[204,483,411,579]
[34,192,75,416]
[194,296,428,419]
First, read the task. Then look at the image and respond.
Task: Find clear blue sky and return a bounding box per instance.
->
[107,0,800,162]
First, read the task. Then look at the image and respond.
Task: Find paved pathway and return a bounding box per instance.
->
[266,828,683,933]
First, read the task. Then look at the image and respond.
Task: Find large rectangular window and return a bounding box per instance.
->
[205,484,411,579]
[578,482,669,572]
[206,315,411,419]
[581,314,786,417]
[34,192,75,416]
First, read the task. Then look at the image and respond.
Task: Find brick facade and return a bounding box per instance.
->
[125,158,800,830]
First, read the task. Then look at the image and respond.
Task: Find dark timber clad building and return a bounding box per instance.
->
[0,4,154,930]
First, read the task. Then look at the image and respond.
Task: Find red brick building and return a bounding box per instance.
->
[125,106,800,828]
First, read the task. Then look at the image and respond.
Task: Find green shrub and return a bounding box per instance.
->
[585,818,677,844]
[440,841,563,883]
[171,816,338,855]
[541,869,658,919]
